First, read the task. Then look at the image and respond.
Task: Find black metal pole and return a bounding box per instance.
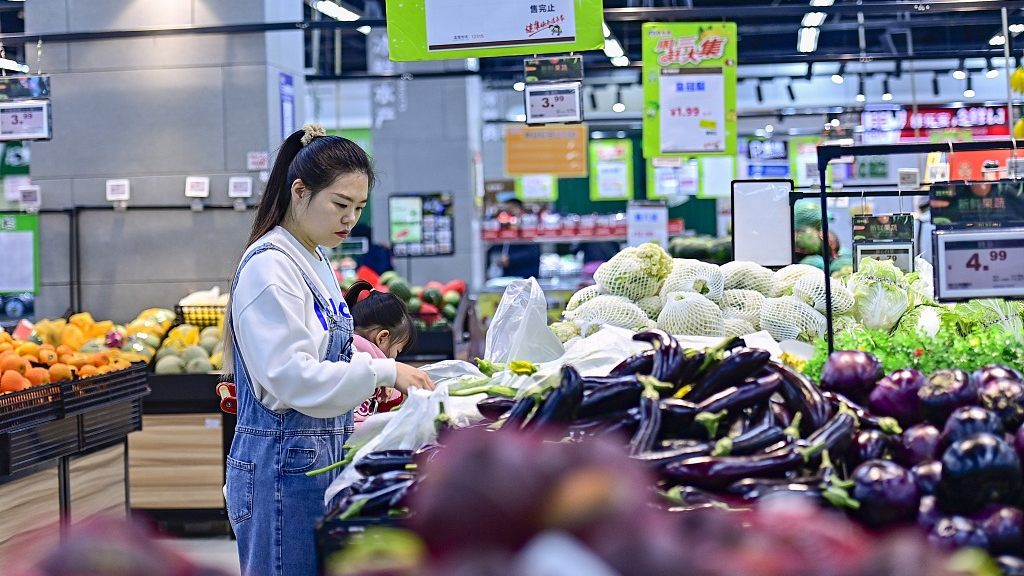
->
[817,164,835,354]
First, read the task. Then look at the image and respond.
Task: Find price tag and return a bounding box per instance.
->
[524,82,582,124]
[927,163,950,183]
[627,201,668,248]
[247,151,269,171]
[0,99,51,141]
[228,176,253,198]
[17,185,40,211]
[854,241,915,274]
[184,176,210,198]
[105,179,130,202]
[934,227,1024,300]
[898,168,920,189]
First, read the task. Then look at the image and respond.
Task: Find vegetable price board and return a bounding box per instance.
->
[934,227,1024,301]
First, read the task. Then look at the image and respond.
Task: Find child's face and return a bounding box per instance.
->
[374,329,407,359]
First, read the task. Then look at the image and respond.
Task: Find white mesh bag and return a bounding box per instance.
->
[572,294,654,336]
[724,318,757,339]
[548,320,580,343]
[720,289,766,328]
[671,258,701,274]
[635,295,664,321]
[659,261,725,304]
[657,291,725,337]
[565,284,601,314]
[791,273,855,315]
[773,264,824,297]
[722,261,777,297]
[593,244,673,301]
[760,296,828,342]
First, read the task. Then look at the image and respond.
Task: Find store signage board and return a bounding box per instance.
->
[854,242,915,274]
[627,201,668,248]
[524,82,582,125]
[0,213,39,293]
[589,139,633,201]
[385,0,603,61]
[524,55,584,83]
[505,124,587,177]
[0,75,50,100]
[0,100,51,141]
[934,227,1024,301]
[642,22,737,159]
[852,214,915,242]
[929,180,1024,229]
[184,176,210,198]
[746,139,788,161]
[228,176,253,198]
[730,179,793,267]
[388,192,455,257]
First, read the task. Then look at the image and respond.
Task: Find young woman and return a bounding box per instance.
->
[224,124,434,576]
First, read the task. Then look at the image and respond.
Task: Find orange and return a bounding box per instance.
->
[110,359,132,371]
[38,349,58,365]
[65,354,91,369]
[90,352,109,367]
[96,365,113,375]
[21,354,39,365]
[0,342,12,353]
[0,370,27,393]
[77,364,99,379]
[56,344,73,357]
[0,331,12,344]
[0,349,14,362]
[1,354,27,375]
[48,363,75,382]
[25,367,51,387]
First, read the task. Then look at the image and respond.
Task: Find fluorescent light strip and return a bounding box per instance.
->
[602,21,611,38]
[797,27,819,53]
[802,12,826,27]
[990,34,1006,46]
[810,0,834,5]
[314,0,359,21]
[603,38,625,59]
[0,58,28,73]
[611,55,630,67]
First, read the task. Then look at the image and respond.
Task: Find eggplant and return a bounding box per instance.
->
[697,372,782,415]
[849,459,921,528]
[769,396,793,429]
[353,450,416,476]
[911,460,942,496]
[684,348,771,403]
[632,330,689,385]
[476,396,516,421]
[501,394,537,431]
[1017,425,1024,460]
[657,398,699,437]
[977,378,1024,431]
[771,360,832,435]
[936,433,1024,515]
[868,368,925,428]
[917,495,944,531]
[939,406,1004,452]
[608,349,656,377]
[718,425,788,457]
[661,444,805,491]
[927,516,989,550]
[628,383,663,456]
[918,368,977,426]
[802,411,857,462]
[740,482,825,505]
[973,364,1024,387]
[896,423,941,467]
[570,408,642,439]
[581,374,646,392]
[996,556,1024,576]
[846,429,895,468]
[822,391,902,434]
[631,443,711,467]
[349,470,418,494]
[819,350,883,403]
[524,365,585,433]
[577,378,643,419]
[662,485,743,511]
[972,505,1024,554]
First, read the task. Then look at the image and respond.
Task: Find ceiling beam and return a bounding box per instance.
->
[604,1,1024,21]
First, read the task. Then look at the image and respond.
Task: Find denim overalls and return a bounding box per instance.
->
[225,243,355,576]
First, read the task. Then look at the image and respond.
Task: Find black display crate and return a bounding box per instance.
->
[144,372,224,414]
[61,362,149,416]
[79,398,142,452]
[0,415,79,476]
[174,304,225,329]
[0,382,63,434]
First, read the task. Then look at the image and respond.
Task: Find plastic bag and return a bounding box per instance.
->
[418,359,487,391]
[484,279,564,365]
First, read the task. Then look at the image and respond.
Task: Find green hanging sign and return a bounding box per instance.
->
[642,22,738,159]
[589,140,633,201]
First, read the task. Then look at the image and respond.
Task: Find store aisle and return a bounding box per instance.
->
[159,537,240,575]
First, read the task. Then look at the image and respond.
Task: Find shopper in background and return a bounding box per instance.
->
[350,223,395,275]
[224,124,434,576]
[486,198,542,279]
[343,279,417,422]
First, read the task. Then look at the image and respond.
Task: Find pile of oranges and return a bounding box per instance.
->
[0,331,133,395]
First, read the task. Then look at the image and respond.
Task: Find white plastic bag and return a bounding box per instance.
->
[484,279,564,364]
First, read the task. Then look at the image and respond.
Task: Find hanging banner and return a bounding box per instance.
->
[516,174,558,201]
[385,0,603,61]
[589,139,633,201]
[647,157,698,199]
[0,212,39,293]
[642,22,737,159]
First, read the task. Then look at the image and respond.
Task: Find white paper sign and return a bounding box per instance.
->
[185,176,210,198]
[627,202,669,247]
[519,174,556,200]
[596,161,629,199]
[659,70,726,154]
[425,0,577,52]
[105,179,130,202]
[228,176,253,198]
[3,175,30,202]
[0,230,34,292]
[247,151,269,171]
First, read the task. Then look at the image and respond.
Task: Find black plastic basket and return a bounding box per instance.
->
[174,304,226,329]
[60,362,150,416]
[0,415,79,475]
[80,398,142,452]
[0,382,62,434]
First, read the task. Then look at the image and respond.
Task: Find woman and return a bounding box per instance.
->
[224,124,434,576]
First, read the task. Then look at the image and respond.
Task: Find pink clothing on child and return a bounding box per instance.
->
[352,335,403,423]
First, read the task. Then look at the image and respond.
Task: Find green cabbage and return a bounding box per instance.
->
[954,299,1024,342]
[848,258,910,332]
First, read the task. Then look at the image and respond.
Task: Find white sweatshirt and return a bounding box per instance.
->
[231,226,396,418]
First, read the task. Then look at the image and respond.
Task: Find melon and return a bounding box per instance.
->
[389,280,413,302]
[185,357,214,373]
[181,345,209,365]
[443,290,461,306]
[422,287,444,307]
[155,356,186,375]
[407,297,422,313]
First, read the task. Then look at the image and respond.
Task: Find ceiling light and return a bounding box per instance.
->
[797,27,819,53]
[0,58,28,73]
[765,124,774,133]
[513,81,525,92]
[882,77,892,101]
[602,21,611,38]
[314,0,360,21]
[964,74,975,98]
[990,33,1006,46]
[1011,24,1024,35]
[830,118,841,127]
[953,58,966,80]
[802,12,826,27]
[611,55,630,67]
[603,38,625,59]
[612,102,626,113]
[986,58,999,78]
[810,0,834,5]
[787,83,797,100]
[356,25,371,34]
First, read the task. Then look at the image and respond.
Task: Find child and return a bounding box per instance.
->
[344,280,418,421]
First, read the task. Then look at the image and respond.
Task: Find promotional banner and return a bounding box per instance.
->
[589,139,633,201]
[385,0,603,61]
[642,22,737,159]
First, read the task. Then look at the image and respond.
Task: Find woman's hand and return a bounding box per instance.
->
[393,363,436,394]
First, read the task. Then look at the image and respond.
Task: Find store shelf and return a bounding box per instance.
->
[145,372,224,414]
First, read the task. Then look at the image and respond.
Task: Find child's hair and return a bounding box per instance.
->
[344,280,417,352]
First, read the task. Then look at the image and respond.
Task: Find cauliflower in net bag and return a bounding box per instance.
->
[720,289,765,329]
[593,243,673,301]
[657,291,725,337]
[572,294,654,336]
[760,296,827,342]
[773,264,823,297]
[635,295,664,321]
[722,261,777,296]
[565,284,601,314]
[791,272,855,315]
[548,320,580,343]
[659,261,725,304]
[724,317,757,339]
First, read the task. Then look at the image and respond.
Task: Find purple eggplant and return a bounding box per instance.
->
[911,460,942,495]
[939,406,1004,452]
[977,378,1024,431]
[918,369,977,426]
[936,433,1023,515]
[897,423,941,467]
[996,555,1024,576]
[661,444,804,491]
[972,505,1024,554]
[917,495,944,531]
[868,368,925,428]
[846,429,896,468]
[819,350,883,403]
[849,459,921,528]
[822,391,902,434]
[928,516,989,550]
[973,364,1024,387]
[1016,425,1024,460]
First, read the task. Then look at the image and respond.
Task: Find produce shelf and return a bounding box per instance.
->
[174,304,226,329]
[80,398,142,452]
[61,362,149,416]
[0,415,79,476]
[144,372,224,414]
[0,382,63,434]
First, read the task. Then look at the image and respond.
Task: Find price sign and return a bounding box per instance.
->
[854,241,915,274]
[524,82,582,124]
[17,185,40,211]
[0,100,51,141]
[105,179,130,202]
[228,176,253,198]
[184,176,210,198]
[934,228,1024,300]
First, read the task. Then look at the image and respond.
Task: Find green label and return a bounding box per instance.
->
[0,212,39,294]
[852,214,915,242]
[589,140,633,201]
[930,180,1024,228]
[524,55,584,83]
[515,174,558,201]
